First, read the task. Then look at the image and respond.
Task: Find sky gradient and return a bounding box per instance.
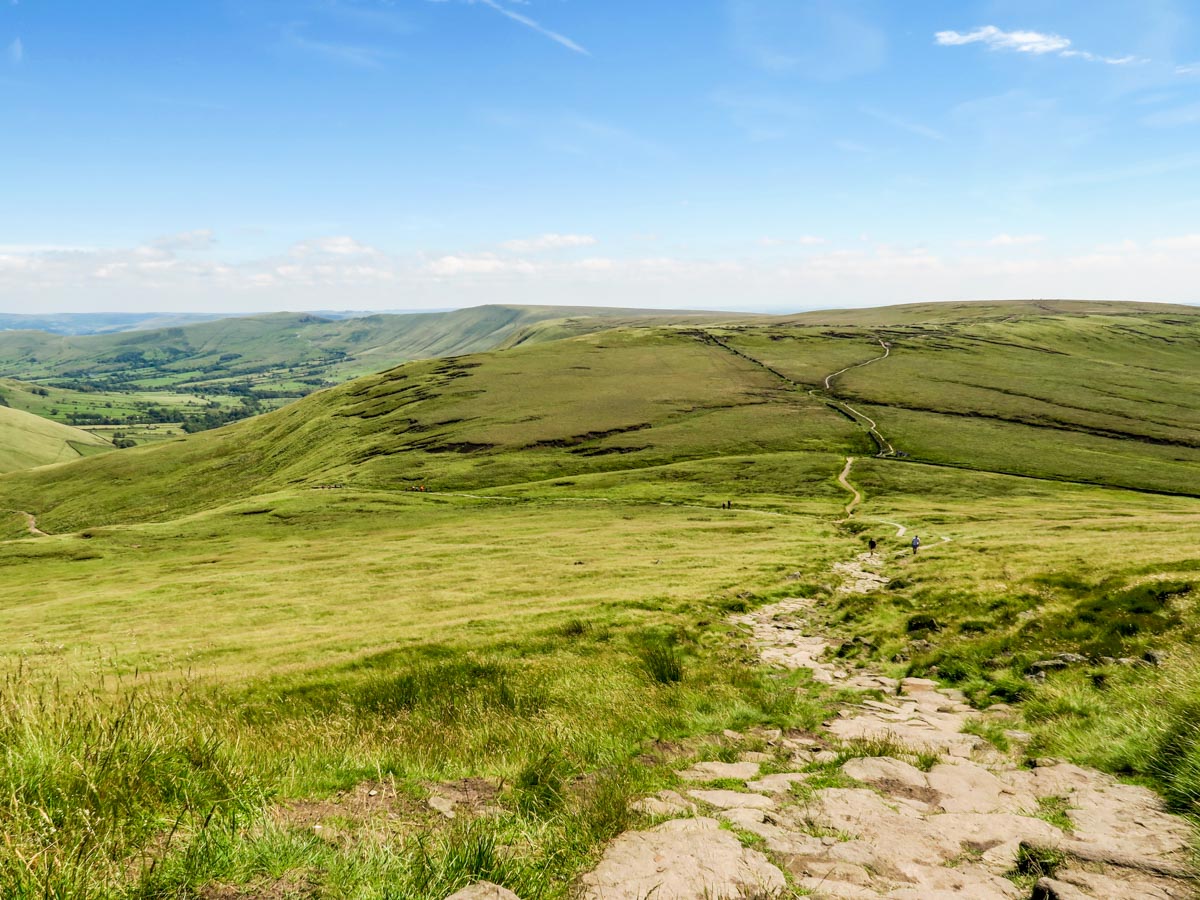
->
[3,0,1200,313]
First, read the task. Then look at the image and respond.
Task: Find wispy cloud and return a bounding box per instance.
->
[500,233,597,252]
[7,37,22,65]
[759,236,826,247]
[472,0,589,56]
[861,106,944,141]
[935,26,1143,66]
[1177,63,1200,76]
[282,23,386,69]
[986,233,1044,247]
[1142,103,1200,128]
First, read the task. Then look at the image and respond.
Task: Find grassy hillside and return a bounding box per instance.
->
[0,305,737,442]
[0,405,113,474]
[0,311,230,336]
[0,325,867,528]
[2,299,1199,898]
[718,301,1200,495]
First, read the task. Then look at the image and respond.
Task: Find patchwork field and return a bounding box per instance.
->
[1,299,1198,898]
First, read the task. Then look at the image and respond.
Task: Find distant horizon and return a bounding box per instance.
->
[3,296,1199,324]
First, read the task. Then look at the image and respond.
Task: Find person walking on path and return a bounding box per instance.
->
[911,535,920,555]
[868,538,877,552]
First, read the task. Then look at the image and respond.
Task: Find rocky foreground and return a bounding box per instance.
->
[451,553,1197,900]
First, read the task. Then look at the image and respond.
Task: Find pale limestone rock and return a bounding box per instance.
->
[737,751,773,764]
[841,756,929,793]
[686,789,775,810]
[926,762,1034,814]
[676,760,760,781]
[445,883,521,900]
[630,789,696,818]
[577,817,786,900]
[746,772,810,793]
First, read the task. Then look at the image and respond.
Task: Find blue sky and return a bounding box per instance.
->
[2,0,1199,312]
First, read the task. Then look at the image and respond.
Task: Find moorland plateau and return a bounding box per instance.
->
[0,299,1198,898]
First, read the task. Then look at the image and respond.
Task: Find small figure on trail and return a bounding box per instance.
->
[911,535,920,555]
[868,538,877,552]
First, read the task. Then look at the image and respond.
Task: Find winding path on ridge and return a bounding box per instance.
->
[837,456,862,516]
[815,339,896,457]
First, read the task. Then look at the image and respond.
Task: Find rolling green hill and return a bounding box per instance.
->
[0,304,737,439]
[2,299,1199,897]
[0,404,113,473]
[1,299,1196,529]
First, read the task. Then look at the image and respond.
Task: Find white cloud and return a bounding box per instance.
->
[7,37,22,65]
[291,235,381,257]
[426,253,538,276]
[987,234,1044,247]
[5,231,1200,314]
[499,233,597,252]
[1178,63,1200,76]
[936,26,1068,55]
[935,26,1143,66]
[471,0,589,55]
[153,229,216,252]
[759,236,826,247]
[1152,234,1200,250]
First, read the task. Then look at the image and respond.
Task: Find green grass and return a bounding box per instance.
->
[0,495,839,896]
[0,404,113,473]
[0,299,1199,895]
[0,306,745,459]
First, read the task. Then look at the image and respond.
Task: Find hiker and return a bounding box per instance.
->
[911,535,920,555]
[868,538,877,552]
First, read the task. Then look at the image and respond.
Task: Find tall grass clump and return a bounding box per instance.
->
[0,669,261,898]
[1027,651,1200,815]
[0,626,832,897]
[639,642,684,684]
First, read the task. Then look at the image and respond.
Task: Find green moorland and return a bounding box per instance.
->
[0,305,732,442]
[0,404,114,474]
[0,299,1199,897]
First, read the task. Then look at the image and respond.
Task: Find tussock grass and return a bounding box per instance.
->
[1024,652,1200,816]
[0,628,829,897]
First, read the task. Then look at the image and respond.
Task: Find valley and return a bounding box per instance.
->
[0,300,1197,899]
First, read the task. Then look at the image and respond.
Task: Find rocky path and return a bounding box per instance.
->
[572,552,1198,900]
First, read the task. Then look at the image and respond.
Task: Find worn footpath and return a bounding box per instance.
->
[506,549,1198,900]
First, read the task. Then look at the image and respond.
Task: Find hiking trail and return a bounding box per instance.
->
[568,549,1198,900]
[3,509,47,537]
[837,456,862,516]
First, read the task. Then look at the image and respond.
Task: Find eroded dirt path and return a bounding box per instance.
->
[824,339,891,390]
[837,456,863,516]
[579,552,1198,900]
[3,509,47,537]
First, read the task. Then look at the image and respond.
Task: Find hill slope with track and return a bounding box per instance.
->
[1,299,1195,529]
